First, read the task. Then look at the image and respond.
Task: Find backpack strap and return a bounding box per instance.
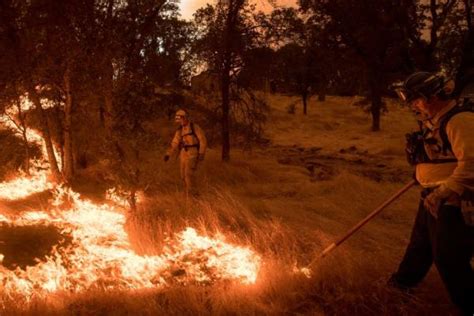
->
[179,123,200,150]
[439,100,474,155]
[181,123,197,137]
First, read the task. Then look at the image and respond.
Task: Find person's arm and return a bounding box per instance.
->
[165,130,181,158]
[440,112,474,195]
[423,112,474,217]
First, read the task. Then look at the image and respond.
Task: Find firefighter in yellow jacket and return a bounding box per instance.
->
[164,109,207,196]
[390,72,474,314]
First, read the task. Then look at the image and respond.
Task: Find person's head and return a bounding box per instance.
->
[395,71,455,120]
[174,109,190,126]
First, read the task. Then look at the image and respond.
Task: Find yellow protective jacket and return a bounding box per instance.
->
[416,101,474,197]
[166,122,207,157]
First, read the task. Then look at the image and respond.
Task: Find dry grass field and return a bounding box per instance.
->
[0,94,460,315]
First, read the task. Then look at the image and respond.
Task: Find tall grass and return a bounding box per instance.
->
[1,185,428,315]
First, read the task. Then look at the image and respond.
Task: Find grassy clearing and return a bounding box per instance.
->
[1,95,457,315]
[264,95,415,167]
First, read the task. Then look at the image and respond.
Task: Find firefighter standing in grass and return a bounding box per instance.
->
[164,109,207,197]
[390,72,474,315]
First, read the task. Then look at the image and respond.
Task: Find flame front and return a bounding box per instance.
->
[0,99,261,301]
[0,182,261,299]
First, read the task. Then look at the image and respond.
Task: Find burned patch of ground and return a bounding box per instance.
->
[270,145,412,183]
[0,224,71,270]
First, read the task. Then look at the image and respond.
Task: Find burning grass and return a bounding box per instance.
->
[0,179,306,314]
[0,169,453,315]
[0,184,263,296]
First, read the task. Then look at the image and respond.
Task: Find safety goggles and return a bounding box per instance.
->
[175,115,185,121]
[395,88,417,103]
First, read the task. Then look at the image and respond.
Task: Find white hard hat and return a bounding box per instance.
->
[175,109,189,120]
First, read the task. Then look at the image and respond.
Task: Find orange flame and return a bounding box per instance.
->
[0,171,52,200]
[0,184,261,299]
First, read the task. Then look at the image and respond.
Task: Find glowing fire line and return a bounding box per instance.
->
[0,175,261,300]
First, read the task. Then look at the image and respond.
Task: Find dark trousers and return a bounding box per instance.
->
[392,198,474,314]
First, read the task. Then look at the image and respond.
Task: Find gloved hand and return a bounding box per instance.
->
[198,153,205,162]
[164,154,170,162]
[424,186,458,219]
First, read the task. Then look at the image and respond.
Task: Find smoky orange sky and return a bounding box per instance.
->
[178,0,297,19]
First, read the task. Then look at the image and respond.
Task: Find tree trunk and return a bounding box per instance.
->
[29,89,62,182]
[371,101,381,131]
[220,0,244,162]
[369,68,382,132]
[221,60,231,161]
[455,0,474,91]
[103,59,114,135]
[63,64,74,182]
[101,0,114,130]
[16,101,30,175]
[99,102,105,125]
[302,91,308,115]
[318,82,326,101]
[21,129,30,175]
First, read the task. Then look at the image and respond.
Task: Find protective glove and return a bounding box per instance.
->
[424,186,458,219]
[198,153,205,162]
[163,154,170,162]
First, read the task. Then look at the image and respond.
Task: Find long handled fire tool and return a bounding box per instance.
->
[306,179,417,270]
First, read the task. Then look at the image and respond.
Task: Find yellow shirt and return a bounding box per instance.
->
[416,103,474,196]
